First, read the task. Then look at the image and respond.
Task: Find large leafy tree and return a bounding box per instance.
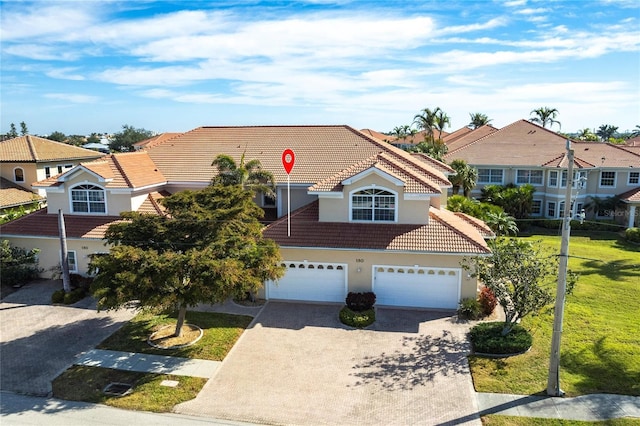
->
[530,107,561,130]
[480,184,535,219]
[462,238,563,335]
[595,124,618,142]
[90,184,284,336]
[211,152,275,198]
[110,124,154,152]
[413,107,442,142]
[47,131,67,142]
[409,139,448,161]
[469,112,492,129]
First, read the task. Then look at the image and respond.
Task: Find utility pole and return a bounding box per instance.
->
[547,139,574,396]
[58,209,71,293]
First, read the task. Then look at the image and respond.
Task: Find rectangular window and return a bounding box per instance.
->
[45,166,51,178]
[531,199,542,216]
[547,201,557,218]
[575,202,584,218]
[64,250,78,273]
[516,170,543,185]
[478,168,503,184]
[262,193,276,207]
[600,171,616,187]
[629,172,639,185]
[561,170,587,188]
[548,170,558,187]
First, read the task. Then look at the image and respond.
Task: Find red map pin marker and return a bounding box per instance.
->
[282,149,295,174]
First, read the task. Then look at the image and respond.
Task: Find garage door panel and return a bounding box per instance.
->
[373,266,460,309]
[267,262,346,303]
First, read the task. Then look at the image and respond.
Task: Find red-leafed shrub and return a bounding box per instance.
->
[479,286,497,316]
[345,292,376,312]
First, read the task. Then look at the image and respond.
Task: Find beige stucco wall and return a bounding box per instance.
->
[271,246,479,301]
[317,173,431,224]
[3,236,108,278]
[1,162,38,192]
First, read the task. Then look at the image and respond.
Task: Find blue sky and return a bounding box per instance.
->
[1,0,639,136]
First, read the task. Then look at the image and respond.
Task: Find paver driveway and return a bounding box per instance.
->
[177,302,481,425]
[0,280,134,396]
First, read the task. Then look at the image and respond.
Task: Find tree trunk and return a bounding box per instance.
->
[174,304,187,337]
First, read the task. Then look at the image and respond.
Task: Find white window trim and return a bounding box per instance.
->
[69,183,108,215]
[349,186,398,223]
[548,170,559,188]
[599,171,617,188]
[13,167,25,183]
[477,168,504,185]
[516,169,544,186]
[560,170,587,189]
[531,199,543,216]
[68,250,78,273]
[547,201,557,219]
[628,171,639,185]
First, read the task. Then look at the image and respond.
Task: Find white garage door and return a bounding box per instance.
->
[373,265,461,309]
[267,262,347,303]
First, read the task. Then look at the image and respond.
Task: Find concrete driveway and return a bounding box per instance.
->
[177,302,481,425]
[0,280,134,396]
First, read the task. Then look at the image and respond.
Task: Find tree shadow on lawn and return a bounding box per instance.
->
[562,336,640,396]
[349,330,470,391]
[578,258,640,281]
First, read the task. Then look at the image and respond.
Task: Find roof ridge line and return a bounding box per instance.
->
[26,135,38,161]
[429,208,489,253]
[380,151,449,187]
[111,154,133,188]
[378,153,442,192]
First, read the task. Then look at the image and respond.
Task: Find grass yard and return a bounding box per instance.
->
[470,232,640,397]
[52,366,206,412]
[481,415,640,425]
[97,310,253,360]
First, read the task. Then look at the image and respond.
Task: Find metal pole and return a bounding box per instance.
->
[547,140,574,396]
[58,209,71,293]
[287,174,291,237]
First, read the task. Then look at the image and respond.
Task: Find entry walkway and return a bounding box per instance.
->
[477,392,640,421]
[75,349,220,378]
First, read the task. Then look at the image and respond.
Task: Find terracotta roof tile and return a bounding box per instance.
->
[137,191,170,215]
[0,209,122,239]
[453,212,495,239]
[0,135,104,163]
[619,186,640,203]
[134,132,183,149]
[445,120,640,169]
[409,153,455,174]
[263,201,490,254]
[0,177,44,209]
[444,125,498,152]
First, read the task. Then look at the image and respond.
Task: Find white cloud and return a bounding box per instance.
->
[44,93,99,103]
[46,68,85,81]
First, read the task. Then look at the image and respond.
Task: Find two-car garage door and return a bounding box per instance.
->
[267,262,347,303]
[373,265,461,309]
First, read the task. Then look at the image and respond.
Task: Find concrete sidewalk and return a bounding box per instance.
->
[477,392,640,421]
[74,349,220,378]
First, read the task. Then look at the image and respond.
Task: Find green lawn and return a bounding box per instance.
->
[481,415,640,425]
[470,232,640,396]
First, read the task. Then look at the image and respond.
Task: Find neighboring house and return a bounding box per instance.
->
[443,120,640,228]
[0,177,44,213]
[0,125,491,309]
[0,135,105,199]
[133,132,182,150]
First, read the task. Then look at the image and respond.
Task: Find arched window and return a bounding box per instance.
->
[71,184,106,213]
[14,168,24,182]
[351,188,396,222]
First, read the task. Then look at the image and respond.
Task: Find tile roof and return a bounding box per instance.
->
[0,177,44,209]
[137,191,170,215]
[443,125,498,152]
[453,212,495,239]
[144,125,445,184]
[34,151,167,190]
[263,200,490,254]
[309,151,449,194]
[134,132,183,149]
[619,186,640,203]
[409,153,455,174]
[0,209,122,239]
[445,120,640,169]
[359,129,396,143]
[0,135,104,163]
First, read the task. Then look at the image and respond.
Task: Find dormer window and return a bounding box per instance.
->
[351,188,396,222]
[71,184,106,213]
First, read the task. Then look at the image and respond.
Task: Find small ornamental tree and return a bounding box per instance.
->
[1,240,41,287]
[462,238,575,335]
[89,184,284,337]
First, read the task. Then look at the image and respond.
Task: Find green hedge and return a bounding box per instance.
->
[625,227,640,243]
[526,219,619,231]
[339,306,375,328]
[469,322,532,355]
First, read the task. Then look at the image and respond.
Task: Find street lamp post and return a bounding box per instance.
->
[547,139,574,397]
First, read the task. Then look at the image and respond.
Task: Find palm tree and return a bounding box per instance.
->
[211,152,275,197]
[630,125,640,138]
[413,107,442,142]
[391,125,411,144]
[484,211,519,236]
[596,124,618,142]
[449,159,477,197]
[530,107,561,130]
[577,128,597,141]
[462,166,478,198]
[469,113,492,129]
[434,110,451,141]
[410,139,448,162]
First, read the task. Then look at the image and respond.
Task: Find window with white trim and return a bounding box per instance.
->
[45,166,51,178]
[548,170,559,187]
[561,170,587,188]
[531,199,542,216]
[71,184,106,213]
[14,168,24,182]
[351,188,396,222]
[516,169,543,185]
[599,171,616,187]
[547,201,557,218]
[629,172,639,185]
[477,168,503,184]
[67,250,78,273]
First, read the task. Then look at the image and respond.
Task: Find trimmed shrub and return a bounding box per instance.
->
[51,289,65,304]
[339,306,375,328]
[625,227,640,243]
[345,291,376,312]
[458,297,482,320]
[469,322,532,355]
[52,287,87,305]
[478,287,498,316]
